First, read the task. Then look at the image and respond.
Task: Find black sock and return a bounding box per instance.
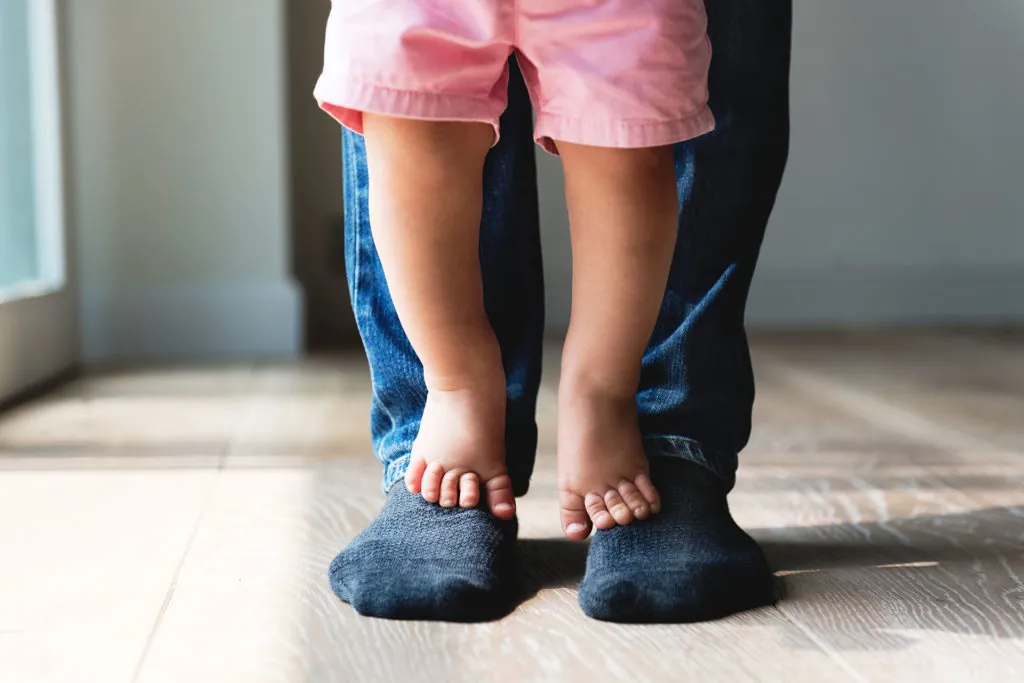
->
[330,485,518,621]
[578,456,776,623]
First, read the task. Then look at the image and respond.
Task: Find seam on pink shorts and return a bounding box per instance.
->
[533,106,716,155]
[314,75,502,144]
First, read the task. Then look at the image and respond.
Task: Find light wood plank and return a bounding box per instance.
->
[134,450,850,683]
[753,331,1024,451]
[740,454,1024,683]
[736,354,1024,682]
[0,463,219,683]
[0,365,261,683]
[7,332,1024,683]
[0,365,260,456]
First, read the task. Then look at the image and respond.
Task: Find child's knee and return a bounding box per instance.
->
[601,146,675,179]
[560,142,675,185]
[362,114,494,173]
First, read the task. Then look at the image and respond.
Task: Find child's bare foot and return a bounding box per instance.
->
[404,374,516,520]
[557,385,661,541]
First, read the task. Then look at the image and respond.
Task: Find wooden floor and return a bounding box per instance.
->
[1,331,1023,683]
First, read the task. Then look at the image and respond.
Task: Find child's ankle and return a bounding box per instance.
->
[558,368,639,406]
[424,361,505,396]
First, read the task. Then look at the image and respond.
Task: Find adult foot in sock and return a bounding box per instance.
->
[578,456,776,623]
[330,484,518,621]
[557,388,662,541]
[404,373,517,520]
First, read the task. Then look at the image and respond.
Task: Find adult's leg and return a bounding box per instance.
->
[330,60,544,621]
[640,1,792,476]
[579,0,793,623]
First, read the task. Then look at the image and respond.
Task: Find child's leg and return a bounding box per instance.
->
[361,114,516,520]
[555,143,677,541]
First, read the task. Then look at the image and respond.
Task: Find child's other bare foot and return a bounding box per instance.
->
[404,371,516,521]
[557,384,661,541]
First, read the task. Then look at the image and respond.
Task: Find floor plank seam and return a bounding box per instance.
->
[128,469,224,683]
[7,340,1021,682]
[129,363,261,682]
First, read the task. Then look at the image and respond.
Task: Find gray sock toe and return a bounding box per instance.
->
[330,485,518,622]
[579,457,775,623]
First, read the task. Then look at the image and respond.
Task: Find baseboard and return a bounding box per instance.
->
[0,290,79,401]
[747,267,1024,327]
[79,270,1020,360]
[0,366,79,412]
[81,280,304,362]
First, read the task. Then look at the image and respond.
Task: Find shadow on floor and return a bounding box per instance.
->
[758,506,1024,648]
[518,538,590,593]
[510,506,1024,650]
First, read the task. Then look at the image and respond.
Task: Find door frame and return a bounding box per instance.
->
[0,0,77,401]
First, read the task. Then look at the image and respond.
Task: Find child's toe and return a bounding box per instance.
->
[586,492,616,530]
[634,473,661,514]
[559,490,592,541]
[458,472,480,508]
[439,468,464,508]
[618,480,650,520]
[421,463,445,503]
[485,474,516,520]
[604,489,634,525]
[405,457,427,494]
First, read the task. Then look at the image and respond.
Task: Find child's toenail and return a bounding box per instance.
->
[567,523,587,535]
[495,503,513,514]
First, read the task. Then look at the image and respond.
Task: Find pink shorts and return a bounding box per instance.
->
[314,0,714,154]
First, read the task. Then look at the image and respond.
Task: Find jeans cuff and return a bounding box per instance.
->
[641,435,737,488]
[382,454,412,494]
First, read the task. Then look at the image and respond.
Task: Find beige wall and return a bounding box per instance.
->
[65,0,1024,361]
[745,0,1024,325]
[67,0,301,360]
[541,0,1024,328]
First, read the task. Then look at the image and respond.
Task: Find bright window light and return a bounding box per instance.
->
[0,0,65,302]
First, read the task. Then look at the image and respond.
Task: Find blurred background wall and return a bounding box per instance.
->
[60,0,1024,361]
[285,0,353,351]
[750,0,1024,326]
[539,0,1024,330]
[65,0,300,361]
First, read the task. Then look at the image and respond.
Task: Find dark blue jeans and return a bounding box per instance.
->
[343,0,792,495]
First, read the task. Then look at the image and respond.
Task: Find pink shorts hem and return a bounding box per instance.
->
[534,107,716,155]
[314,75,503,146]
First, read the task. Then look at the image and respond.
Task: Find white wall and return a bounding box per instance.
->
[66,0,301,361]
[285,0,357,349]
[62,0,1024,351]
[541,0,1024,330]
